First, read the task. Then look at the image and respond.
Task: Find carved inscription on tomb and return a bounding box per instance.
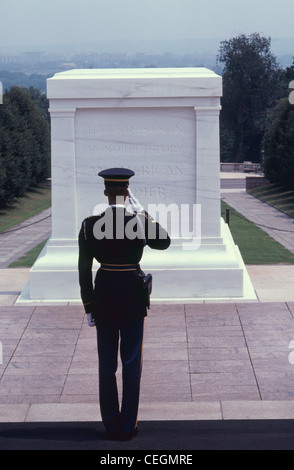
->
[88,144,184,156]
[87,121,185,157]
[75,108,196,212]
[88,124,183,136]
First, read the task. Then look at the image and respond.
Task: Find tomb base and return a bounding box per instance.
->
[18,219,256,303]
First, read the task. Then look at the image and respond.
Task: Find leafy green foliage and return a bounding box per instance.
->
[263,99,294,189]
[0,87,50,207]
[218,33,284,163]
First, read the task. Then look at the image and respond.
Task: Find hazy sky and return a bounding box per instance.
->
[0,0,294,52]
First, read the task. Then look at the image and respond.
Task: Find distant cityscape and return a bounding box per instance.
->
[0,37,293,93]
[0,50,221,93]
[0,48,222,75]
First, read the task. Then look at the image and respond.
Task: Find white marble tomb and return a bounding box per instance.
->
[20,68,256,303]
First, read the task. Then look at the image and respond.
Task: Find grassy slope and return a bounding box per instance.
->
[248,184,294,218]
[0,186,51,233]
[221,200,294,265]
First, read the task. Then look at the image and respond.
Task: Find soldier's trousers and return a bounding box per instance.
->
[96,318,145,434]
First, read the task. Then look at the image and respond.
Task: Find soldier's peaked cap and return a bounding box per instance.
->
[98,168,135,186]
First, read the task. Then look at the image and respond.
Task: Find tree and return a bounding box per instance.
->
[0,87,50,207]
[284,57,294,84]
[263,98,294,189]
[27,87,50,123]
[217,33,283,163]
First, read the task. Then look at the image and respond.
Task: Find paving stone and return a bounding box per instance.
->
[192,386,261,401]
[26,403,100,422]
[189,359,253,374]
[62,374,98,396]
[5,357,71,376]
[221,400,294,419]
[0,374,66,396]
[188,347,250,361]
[0,404,30,422]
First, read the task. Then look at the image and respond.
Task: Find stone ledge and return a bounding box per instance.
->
[3,401,294,423]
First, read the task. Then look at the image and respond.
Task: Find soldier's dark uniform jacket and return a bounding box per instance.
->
[78,207,171,326]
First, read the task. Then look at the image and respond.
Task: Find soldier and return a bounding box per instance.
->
[78,168,171,440]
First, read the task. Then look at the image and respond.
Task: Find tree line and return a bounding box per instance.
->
[0,87,50,208]
[218,33,294,189]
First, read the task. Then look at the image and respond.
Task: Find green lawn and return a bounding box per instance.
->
[221,200,294,265]
[0,185,51,233]
[248,184,294,218]
[0,185,51,268]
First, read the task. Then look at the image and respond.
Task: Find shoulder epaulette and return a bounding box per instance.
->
[83,220,88,240]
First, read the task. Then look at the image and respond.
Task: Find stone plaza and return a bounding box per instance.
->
[2,68,294,449]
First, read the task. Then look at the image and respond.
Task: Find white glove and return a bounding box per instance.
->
[87,313,96,327]
[128,189,144,213]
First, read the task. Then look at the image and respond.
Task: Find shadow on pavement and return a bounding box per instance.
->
[1,420,294,450]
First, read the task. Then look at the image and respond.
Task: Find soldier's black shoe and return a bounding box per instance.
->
[119,427,139,441]
[105,431,122,441]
